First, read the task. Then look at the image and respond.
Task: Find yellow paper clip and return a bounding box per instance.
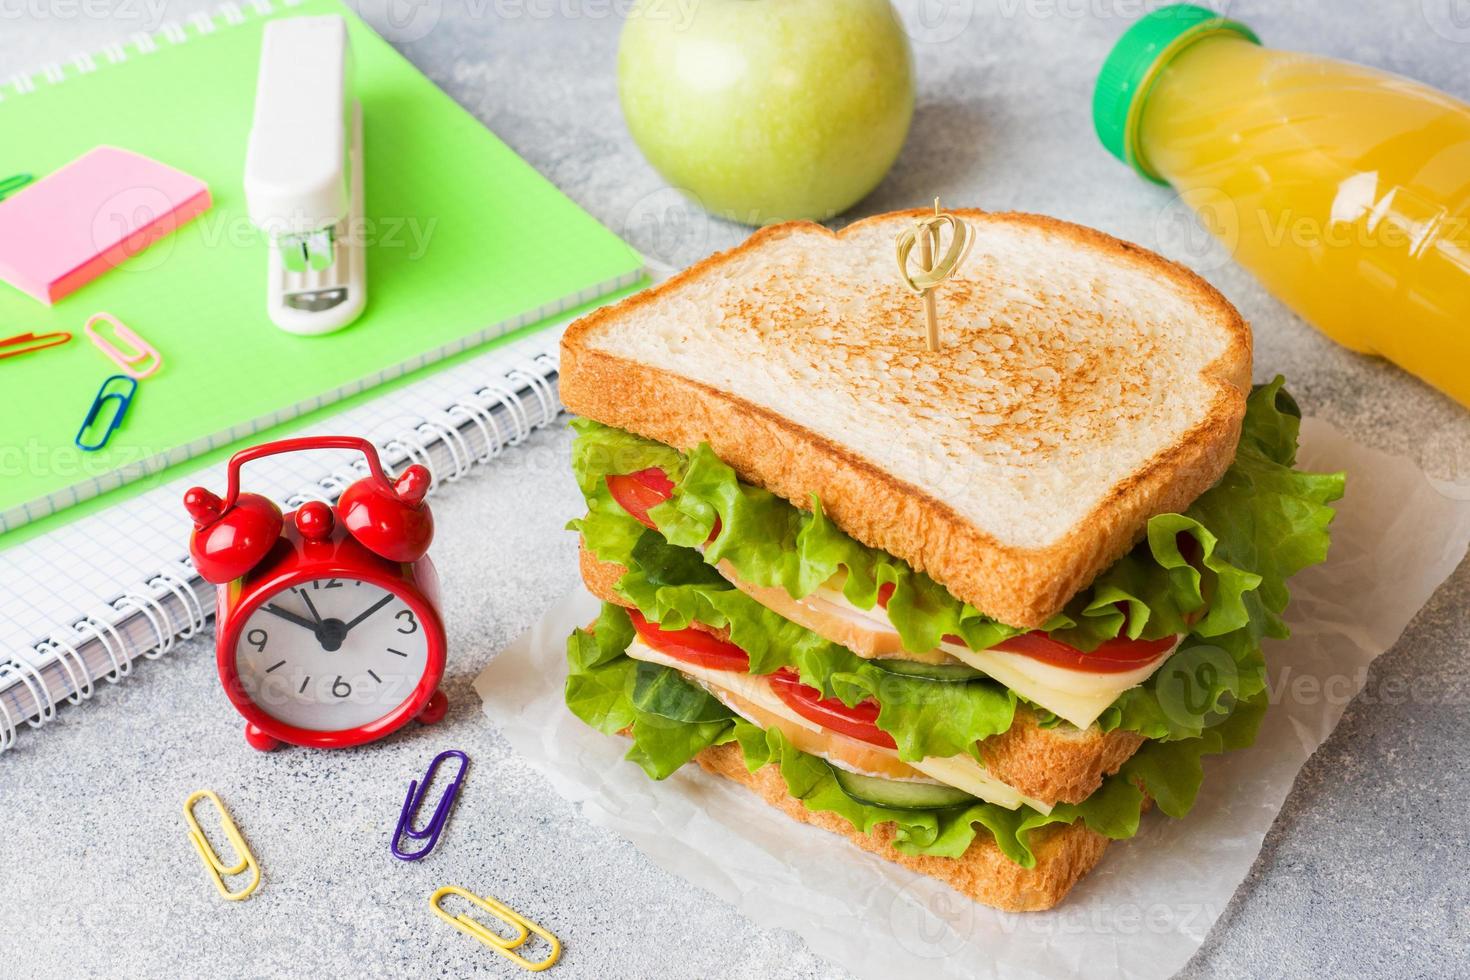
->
[183,790,261,901]
[430,886,562,972]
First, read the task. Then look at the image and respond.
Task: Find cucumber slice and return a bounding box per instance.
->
[833,768,979,810]
[870,658,988,682]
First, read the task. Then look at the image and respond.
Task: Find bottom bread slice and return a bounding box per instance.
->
[692,739,1111,912]
[579,544,1144,806]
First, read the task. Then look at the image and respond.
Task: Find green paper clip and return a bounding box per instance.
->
[0,173,34,201]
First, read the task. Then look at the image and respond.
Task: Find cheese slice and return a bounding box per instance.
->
[623,637,1052,813]
[804,585,1177,729]
[662,518,1172,728]
[939,640,1175,729]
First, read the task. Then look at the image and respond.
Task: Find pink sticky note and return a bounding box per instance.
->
[0,146,211,305]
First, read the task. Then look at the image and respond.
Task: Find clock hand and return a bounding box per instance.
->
[340,593,395,634]
[298,588,325,626]
[263,603,323,634]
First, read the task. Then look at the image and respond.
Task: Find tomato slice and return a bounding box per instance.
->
[768,668,897,749]
[628,610,897,750]
[881,581,1173,673]
[605,468,676,530]
[993,631,1176,673]
[627,608,750,672]
[605,467,722,542]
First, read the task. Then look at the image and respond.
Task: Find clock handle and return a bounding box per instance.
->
[220,436,395,509]
[186,436,431,584]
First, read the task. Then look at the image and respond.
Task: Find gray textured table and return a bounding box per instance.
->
[3,3,1468,978]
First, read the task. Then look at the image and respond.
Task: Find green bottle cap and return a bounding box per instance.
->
[1092,3,1259,184]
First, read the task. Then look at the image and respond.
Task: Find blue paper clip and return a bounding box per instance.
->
[75,375,137,452]
[392,749,468,861]
[0,173,33,201]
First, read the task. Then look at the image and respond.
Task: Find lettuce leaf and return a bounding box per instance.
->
[615,530,1018,761]
[565,603,735,779]
[738,690,1264,865]
[570,378,1343,742]
[1084,380,1344,738]
[564,600,1267,866]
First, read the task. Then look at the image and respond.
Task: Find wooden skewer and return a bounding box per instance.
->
[894,197,971,353]
[918,216,940,351]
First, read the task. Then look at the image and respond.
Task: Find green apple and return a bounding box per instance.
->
[618,0,915,225]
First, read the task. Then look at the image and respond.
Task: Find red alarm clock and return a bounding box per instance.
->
[185,436,447,752]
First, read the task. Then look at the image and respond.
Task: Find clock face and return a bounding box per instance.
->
[233,576,432,732]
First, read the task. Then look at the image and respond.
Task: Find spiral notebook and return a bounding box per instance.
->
[0,0,645,749]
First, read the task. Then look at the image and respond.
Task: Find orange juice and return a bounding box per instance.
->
[1095,5,1470,408]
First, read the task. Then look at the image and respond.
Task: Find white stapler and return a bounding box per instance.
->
[245,16,365,335]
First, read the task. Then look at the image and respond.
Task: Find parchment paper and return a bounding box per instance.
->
[474,418,1470,980]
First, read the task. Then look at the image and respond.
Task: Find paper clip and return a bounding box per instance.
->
[392,749,469,861]
[0,330,71,360]
[430,886,562,972]
[75,375,137,452]
[83,312,162,379]
[182,789,261,902]
[0,173,32,201]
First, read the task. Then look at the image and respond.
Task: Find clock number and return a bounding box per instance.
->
[310,578,343,590]
[395,609,418,635]
[331,676,352,699]
[246,628,268,652]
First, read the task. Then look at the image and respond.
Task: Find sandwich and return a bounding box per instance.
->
[557,209,1343,911]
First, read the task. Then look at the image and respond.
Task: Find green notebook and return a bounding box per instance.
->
[0,0,643,535]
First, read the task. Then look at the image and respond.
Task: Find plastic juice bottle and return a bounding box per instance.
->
[1093,4,1470,408]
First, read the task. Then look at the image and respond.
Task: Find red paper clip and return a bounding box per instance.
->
[0,330,71,360]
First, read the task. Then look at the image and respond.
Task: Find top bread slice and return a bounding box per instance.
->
[562,209,1251,628]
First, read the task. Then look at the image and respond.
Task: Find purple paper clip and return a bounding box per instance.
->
[391,749,469,861]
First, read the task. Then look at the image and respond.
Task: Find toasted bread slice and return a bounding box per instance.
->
[562,209,1251,628]
[603,724,1111,913]
[580,545,1143,806]
[695,739,1110,913]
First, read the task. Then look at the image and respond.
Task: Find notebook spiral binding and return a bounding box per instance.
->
[2,0,303,101]
[0,355,564,753]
